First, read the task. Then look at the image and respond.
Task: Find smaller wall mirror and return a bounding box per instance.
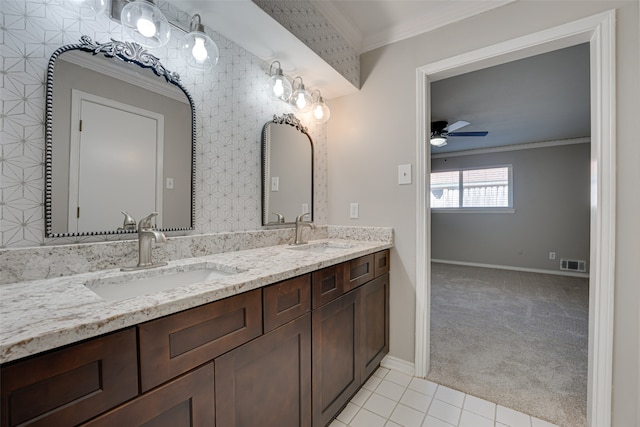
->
[45,36,196,238]
[262,114,313,226]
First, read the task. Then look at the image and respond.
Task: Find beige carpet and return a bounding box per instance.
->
[427,262,589,427]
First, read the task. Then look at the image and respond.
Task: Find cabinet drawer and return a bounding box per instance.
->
[82,363,215,427]
[138,289,262,392]
[264,274,311,333]
[1,328,138,427]
[344,254,375,292]
[312,264,345,309]
[374,250,390,278]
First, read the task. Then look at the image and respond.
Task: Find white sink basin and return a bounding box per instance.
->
[287,241,353,254]
[85,263,242,301]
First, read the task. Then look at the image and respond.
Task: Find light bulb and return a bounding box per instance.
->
[192,37,208,62]
[273,79,284,97]
[137,17,156,37]
[314,104,324,120]
[295,93,307,110]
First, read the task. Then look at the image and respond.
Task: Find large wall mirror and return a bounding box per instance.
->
[262,114,313,226]
[45,36,195,237]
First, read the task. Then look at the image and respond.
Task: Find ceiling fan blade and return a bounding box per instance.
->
[444,120,470,133]
[448,131,489,137]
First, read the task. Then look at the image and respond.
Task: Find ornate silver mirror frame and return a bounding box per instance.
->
[261,114,314,226]
[44,36,196,238]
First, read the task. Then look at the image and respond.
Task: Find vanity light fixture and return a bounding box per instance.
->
[267,60,292,102]
[311,90,330,123]
[179,14,219,71]
[289,76,313,113]
[118,0,171,48]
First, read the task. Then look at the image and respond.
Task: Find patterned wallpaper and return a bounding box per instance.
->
[0,0,328,248]
[252,0,360,89]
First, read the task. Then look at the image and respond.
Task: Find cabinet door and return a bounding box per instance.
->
[138,289,262,392]
[360,273,390,380]
[216,314,311,427]
[344,254,374,292]
[312,291,361,427]
[1,328,138,427]
[82,363,214,427]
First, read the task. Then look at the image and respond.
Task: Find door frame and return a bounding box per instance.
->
[415,10,616,426]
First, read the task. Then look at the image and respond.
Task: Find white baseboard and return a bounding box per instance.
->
[381,355,415,377]
[431,259,590,279]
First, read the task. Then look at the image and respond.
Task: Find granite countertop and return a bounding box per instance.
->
[0,238,392,364]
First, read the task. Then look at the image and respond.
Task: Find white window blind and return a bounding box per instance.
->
[430,166,512,209]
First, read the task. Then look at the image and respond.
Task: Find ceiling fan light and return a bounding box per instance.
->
[430,137,447,147]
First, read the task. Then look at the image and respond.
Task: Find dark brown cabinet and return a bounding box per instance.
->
[312,290,361,427]
[138,288,262,392]
[1,249,390,427]
[264,274,311,332]
[360,273,390,380]
[216,313,311,427]
[81,363,215,427]
[0,328,138,427]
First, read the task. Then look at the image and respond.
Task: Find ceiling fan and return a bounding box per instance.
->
[430,120,488,147]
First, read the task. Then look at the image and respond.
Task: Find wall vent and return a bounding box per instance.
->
[560,259,587,272]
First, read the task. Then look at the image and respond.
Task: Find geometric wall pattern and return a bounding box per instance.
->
[253,0,360,88]
[0,0,328,248]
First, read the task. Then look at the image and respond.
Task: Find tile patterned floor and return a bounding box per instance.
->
[329,367,560,427]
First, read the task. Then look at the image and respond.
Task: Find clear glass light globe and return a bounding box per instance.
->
[121,0,171,48]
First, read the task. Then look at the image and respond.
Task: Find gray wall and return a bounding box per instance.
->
[431,143,590,272]
[327,1,639,425]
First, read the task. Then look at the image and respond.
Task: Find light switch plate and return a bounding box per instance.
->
[349,203,359,219]
[271,176,279,191]
[398,164,412,185]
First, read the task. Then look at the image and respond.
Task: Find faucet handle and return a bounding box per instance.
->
[120,211,137,230]
[139,212,158,230]
[296,213,310,223]
[271,212,285,223]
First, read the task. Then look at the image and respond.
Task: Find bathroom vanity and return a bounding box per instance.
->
[0,240,390,427]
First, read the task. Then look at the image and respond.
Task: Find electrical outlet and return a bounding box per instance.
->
[349,203,359,219]
[549,252,556,260]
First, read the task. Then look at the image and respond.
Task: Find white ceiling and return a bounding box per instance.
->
[314,0,515,54]
[177,1,590,153]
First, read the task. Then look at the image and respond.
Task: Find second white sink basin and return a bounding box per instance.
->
[85,263,242,301]
[288,241,353,254]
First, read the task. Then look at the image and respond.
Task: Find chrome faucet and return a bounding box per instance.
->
[121,212,167,271]
[292,213,315,245]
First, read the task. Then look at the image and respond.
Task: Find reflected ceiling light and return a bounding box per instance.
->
[179,14,219,72]
[119,0,171,48]
[64,0,107,17]
[290,76,312,113]
[311,90,330,123]
[267,60,292,102]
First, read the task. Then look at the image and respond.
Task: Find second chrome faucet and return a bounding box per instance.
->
[122,212,167,271]
[293,213,315,245]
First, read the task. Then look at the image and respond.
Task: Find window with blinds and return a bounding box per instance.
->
[430,166,512,209]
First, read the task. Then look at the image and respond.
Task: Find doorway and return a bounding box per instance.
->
[68,90,165,232]
[414,11,616,427]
